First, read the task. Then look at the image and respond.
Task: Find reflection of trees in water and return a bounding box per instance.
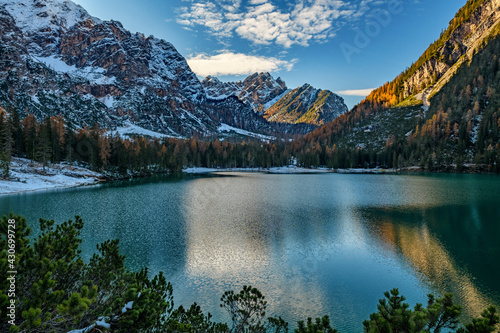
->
[359,204,499,318]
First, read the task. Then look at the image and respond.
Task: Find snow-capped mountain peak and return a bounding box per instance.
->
[0,0,333,138]
[202,72,288,112]
[3,0,96,34]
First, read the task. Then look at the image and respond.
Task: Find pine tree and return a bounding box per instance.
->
[0,151,9,179]
[36,120,52,170]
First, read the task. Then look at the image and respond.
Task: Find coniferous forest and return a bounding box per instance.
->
[0,108,292,178]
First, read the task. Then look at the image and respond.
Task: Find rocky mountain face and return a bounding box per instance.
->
[202,72,288,112]
[403,0,500,100]
[0,3,115,128]
[295,0,500,171]
[1,0,219,137]
[264,84,348,126]
[0,0,348,139]
[203,74,348,126]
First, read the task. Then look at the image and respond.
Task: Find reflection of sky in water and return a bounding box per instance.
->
[1,173,499,332]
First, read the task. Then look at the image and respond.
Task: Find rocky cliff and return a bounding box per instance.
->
[264,84,348,126]
[203,74,348,126]
[402,0,500,100]
[202,72,288,112]
[0,0,348,138]
[1,0,219,137]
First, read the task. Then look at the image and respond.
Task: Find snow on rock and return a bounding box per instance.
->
[470,114,483,144]
[202,72,288,111]
[109,122,177,139]
[264,83,348,126]
[0,158,101,195]
[33,55,116,85]
[218,123,274,141]
[264,89,291,110]
[3,0,95,35]
[67,317,110,333]
[1,0,216,137]
[95,318,111,329]
[1,0,318,138]
[99,95,116,108]
[121,301,134,313]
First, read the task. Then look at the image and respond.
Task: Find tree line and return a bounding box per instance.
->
[0,107,292,178]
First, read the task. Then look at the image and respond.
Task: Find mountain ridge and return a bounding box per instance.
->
[264,83,348,126]
[203,73,348,127]
[1,0,337,139]
[202,72,288,112]
[359,0,500,110]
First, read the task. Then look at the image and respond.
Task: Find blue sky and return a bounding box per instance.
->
[72,0,466,108]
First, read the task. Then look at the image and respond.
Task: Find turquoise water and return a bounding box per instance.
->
[1,172,499,331]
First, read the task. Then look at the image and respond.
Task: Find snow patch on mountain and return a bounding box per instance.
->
[33,55,116,84]
[109,122,179,139]
[218,123,274,141]
[3,0,96,34]
[202,72,288,111]
[264,89,291,110]
[98,95,116,108]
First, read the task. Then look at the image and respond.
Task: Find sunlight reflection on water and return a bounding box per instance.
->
[1,172,499,332]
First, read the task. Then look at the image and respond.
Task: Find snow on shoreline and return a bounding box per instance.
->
[0,158,396,196]
[0,158,102,195]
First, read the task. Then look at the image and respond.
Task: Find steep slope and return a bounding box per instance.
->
[204,73,348,127]
[264,84,348,126]
[1,0,323,139]
[334,31,500,171]
[291,0,500,171]
[0,4,114,127]
[202,72,288,112]
[4,0,314,140]
[1,0,219,137]
[360,0,500,110]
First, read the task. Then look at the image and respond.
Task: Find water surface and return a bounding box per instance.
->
[1,172,499,332]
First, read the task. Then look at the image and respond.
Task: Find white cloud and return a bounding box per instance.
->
[175,0,388,48]
[335,88,375,96]
[186,52,296,77]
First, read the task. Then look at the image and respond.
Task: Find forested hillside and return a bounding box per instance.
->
[0,108,291,178]
[359,0,493,110]
[289,0,500,172]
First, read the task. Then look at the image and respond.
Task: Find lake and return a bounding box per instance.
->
[1,172,500,332]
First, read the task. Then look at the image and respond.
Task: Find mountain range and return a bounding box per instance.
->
[1,0,499,172]
[0,0,348,139]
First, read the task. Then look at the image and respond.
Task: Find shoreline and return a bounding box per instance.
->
[2,159,498,196]
[183,166,398,174]
[0,157,103,196]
